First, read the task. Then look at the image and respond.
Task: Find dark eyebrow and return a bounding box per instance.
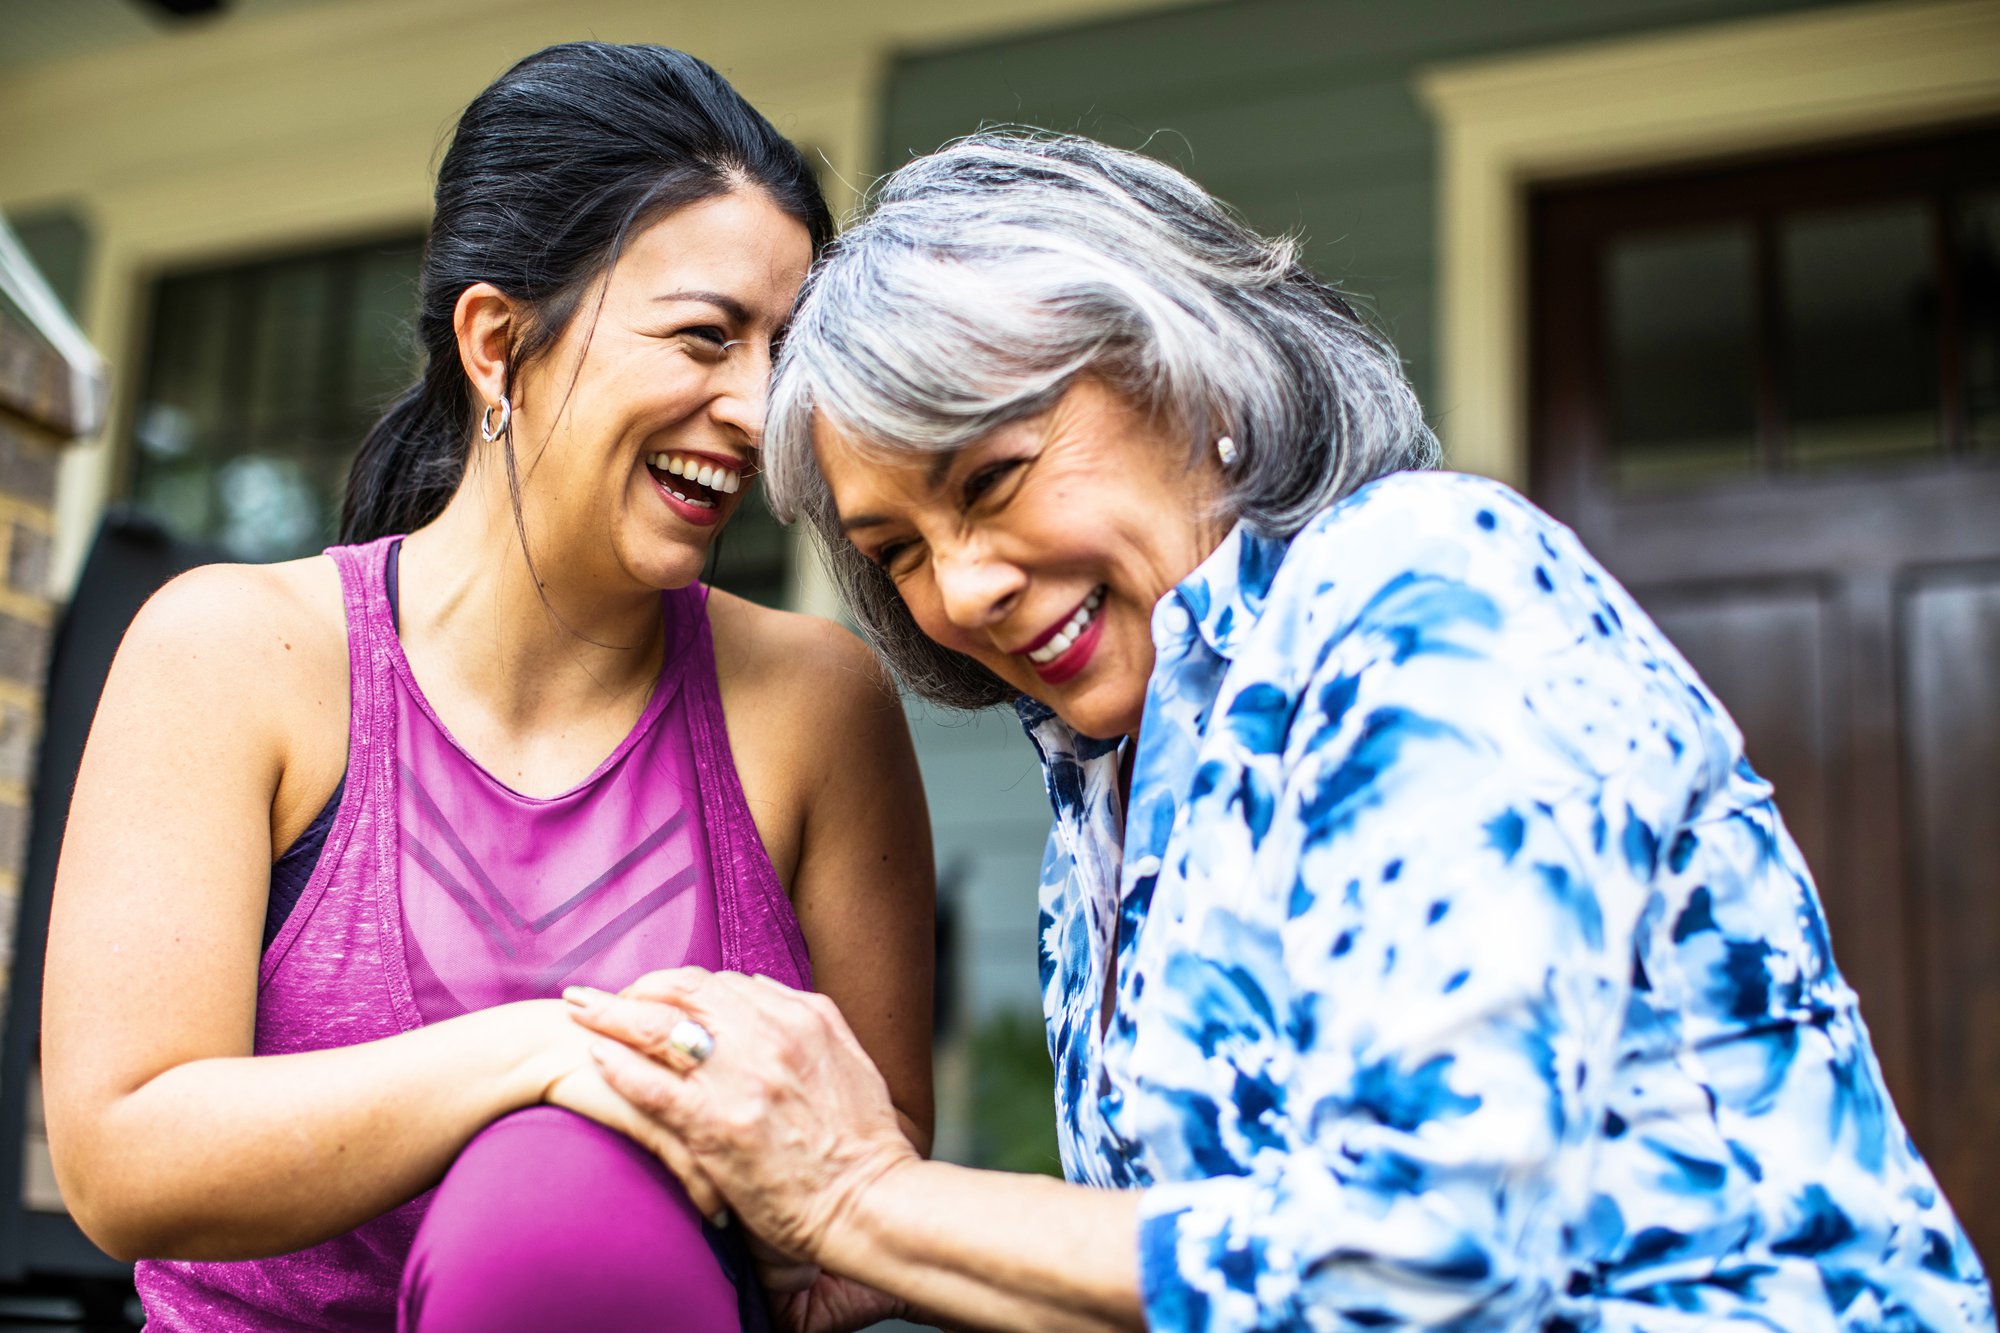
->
[653,289,751,323]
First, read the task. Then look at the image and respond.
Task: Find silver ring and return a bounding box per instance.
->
[666,1018,715,1066]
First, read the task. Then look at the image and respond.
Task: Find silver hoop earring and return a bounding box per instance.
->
[1215,435,1239,467]
[480,394,512,442]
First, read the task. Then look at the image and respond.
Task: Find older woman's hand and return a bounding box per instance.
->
[562,968,921,1268]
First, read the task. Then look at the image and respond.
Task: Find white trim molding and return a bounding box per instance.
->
[1416,0,2000,486]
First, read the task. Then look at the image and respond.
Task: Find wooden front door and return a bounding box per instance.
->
[1531,121,2000,1260]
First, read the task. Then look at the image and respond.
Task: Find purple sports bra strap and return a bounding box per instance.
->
[680,586,813,989]
[303,536,423,1031]
[260,540,389,980]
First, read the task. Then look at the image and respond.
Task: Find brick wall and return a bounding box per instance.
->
[0,305,83,1029]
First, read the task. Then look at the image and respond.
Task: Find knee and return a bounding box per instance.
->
[399,1108,744,1333]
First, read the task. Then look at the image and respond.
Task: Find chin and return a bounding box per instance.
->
[624,536,711,592]
[1042,685,1144,745]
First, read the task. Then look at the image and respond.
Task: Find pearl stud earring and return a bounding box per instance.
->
[1216,435,1239,467]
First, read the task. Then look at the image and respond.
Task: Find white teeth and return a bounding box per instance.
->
[1025,588,1106,666]
[662,482,715,509]
[649,454,743,498]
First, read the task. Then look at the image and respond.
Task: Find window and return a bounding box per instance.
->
[130,235,424,560]
[1534,121,2000,494]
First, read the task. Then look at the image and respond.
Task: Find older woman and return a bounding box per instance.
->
[564,133,1993,1331]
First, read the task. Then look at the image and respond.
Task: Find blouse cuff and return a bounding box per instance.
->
[1137,1175,1285,1333]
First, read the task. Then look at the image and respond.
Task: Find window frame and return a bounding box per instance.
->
[1529,119,2000,516]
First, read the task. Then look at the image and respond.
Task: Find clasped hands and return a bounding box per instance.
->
[548,968,920,1326]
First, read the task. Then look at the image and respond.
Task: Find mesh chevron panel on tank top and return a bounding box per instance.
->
[389,591,723,1020]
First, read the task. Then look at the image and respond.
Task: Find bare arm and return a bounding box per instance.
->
[41,565,593,1261]
[707,600,936,1153]
[783,620,936,1154]
[826,1160,1141,1333]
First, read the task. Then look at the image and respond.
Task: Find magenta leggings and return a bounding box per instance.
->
[398,1108,758,1332]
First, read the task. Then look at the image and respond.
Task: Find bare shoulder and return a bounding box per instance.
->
[125,555,343,677]
[703,591,912,885]
[704,588,899,721]
[113,555,348,743]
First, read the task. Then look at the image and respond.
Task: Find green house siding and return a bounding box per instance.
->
[884,0,1857,417]
[905,703,1053,1024]
[880,0,1867,1027]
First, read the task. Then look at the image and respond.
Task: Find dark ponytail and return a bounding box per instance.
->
[340,43,832,543]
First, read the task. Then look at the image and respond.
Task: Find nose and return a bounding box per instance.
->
[709,341,771,441]
[933,539,1026,635]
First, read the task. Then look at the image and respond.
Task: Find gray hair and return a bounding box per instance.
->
[764,130,1440,711]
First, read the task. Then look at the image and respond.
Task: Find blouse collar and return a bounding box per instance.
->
[1014,518,1292,755]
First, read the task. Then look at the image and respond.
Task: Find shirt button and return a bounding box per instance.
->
[1130,855,1162,879]
[1160,605,1192,637]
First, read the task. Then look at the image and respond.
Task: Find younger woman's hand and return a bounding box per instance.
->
[541,1061,727,1222]
[773,1271,911,1333]
[513,996,726,1220]
[748,1231,821,1296]
[544,1056,732,1216]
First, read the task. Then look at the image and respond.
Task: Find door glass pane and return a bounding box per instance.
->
[1607,224,1758,488]
[1782,200,1940,466]
[1963,191,2000,453]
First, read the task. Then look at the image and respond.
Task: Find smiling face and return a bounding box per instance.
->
[819,378,1229,741]
[505,189,813,592]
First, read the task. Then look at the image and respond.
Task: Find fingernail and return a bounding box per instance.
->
[563,986,606,1007]
[589,1039,620,1064]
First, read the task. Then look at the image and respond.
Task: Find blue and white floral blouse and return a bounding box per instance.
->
[1021,472,1992,1332]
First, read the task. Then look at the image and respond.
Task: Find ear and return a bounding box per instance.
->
[453,283,516,410]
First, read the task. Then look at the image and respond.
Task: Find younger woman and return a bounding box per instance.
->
[42,43,934,1332]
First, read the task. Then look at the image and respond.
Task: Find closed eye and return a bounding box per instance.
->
[873,539,922,578]
[963,458,1027,507]
[675,325,733,360]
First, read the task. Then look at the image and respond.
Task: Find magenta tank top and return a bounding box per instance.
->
[136,536,811,1331]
